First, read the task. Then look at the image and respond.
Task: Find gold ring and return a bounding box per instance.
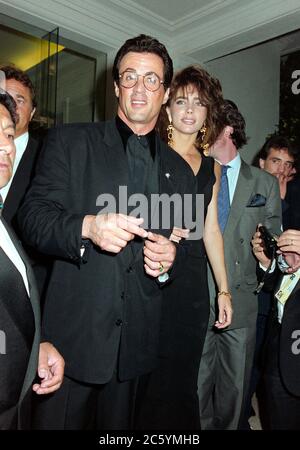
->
[158,262,164,273]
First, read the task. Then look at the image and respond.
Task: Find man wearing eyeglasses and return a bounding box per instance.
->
[18,35,196,430]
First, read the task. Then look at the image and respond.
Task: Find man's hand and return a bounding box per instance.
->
[277,229,300,273]
[32,342,65,395]
[251,225,272,268]
[82,213,148,253]
[143,232,176,278]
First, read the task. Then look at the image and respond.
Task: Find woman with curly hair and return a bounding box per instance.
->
[135,66,232,429]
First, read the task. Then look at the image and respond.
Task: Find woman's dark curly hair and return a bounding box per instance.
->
[156,65,223,151]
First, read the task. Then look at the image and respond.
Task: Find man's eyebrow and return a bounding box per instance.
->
[15,94,25,100]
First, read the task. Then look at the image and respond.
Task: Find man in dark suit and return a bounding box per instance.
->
[18,35,196,430]
[0,65,49,296]
[197,100,282,429]
[242,135,298,427]
[0,89,64,429]
[252,227,300,429]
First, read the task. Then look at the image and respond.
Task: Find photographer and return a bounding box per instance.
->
[252,227,300,429]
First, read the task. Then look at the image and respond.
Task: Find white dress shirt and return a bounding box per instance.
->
[0,132,29,202]
[225,153,241,204]
[0,220,30,296]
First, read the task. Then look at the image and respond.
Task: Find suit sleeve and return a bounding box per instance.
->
[18,127,85,262]
[264,176,282,236]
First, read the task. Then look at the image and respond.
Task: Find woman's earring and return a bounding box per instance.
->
[167,121,174,147]
[200,124,209,155]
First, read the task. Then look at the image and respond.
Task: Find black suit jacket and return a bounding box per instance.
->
[2,135,40,230]
[2,135,52,297]
[18,119,196,384]
[278,278,300,396]
[283,175,300,230]
[263,268,300,397]
[0,218,40,429]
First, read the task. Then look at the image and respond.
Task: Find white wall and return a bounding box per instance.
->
[205,41,281,163]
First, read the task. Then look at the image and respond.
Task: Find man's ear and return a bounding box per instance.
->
[30,107,36,121]
[162,87,169,105]
[259,158,265,170]
[224,125,234,138]
[166,106,172,123]
[114,81,119,99]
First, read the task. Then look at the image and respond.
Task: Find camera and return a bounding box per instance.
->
[258,225,278,259]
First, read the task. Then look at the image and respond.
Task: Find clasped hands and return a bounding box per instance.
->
[82,213,176,277]
[252,224,300,273]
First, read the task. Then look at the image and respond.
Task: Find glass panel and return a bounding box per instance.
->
[56,49,96,124]
[0,13,106,128]
[28,28,59,131]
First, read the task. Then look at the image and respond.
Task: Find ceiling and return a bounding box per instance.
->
[108,0,230,25]
[0,0,300,65]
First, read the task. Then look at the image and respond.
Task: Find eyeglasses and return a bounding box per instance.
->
[119,70,164,92]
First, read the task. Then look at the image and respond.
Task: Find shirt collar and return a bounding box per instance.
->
[115,115,156,160]
[227,152,241,172]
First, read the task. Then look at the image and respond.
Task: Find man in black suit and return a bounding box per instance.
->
[18,35,196,429]
[0,89,64,429]
[0,65,39,229]
[252,227,300,429]
[0,65,49,297]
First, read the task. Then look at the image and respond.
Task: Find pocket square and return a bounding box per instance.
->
[246,193,266,207]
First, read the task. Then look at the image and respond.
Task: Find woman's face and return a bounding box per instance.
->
[167,84,207,136]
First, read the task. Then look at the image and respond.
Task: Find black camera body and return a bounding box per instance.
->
[258,225,278,259]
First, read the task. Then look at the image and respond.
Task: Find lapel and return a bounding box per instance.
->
[3,136,39,224]
[224,159,254,236]
[1,217,39,305]
[102,119,129,199]
[102,120,134,266]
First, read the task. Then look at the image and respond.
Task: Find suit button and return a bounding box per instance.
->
[127,266,133,273]
[235,284,240,289]
[115,319,123,326]
[121,292,125,299]
[235,260,240,265]
[240,239,244,244]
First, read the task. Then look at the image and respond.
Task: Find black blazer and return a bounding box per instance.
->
[2,135,51,297]
[263,268,300,396]
[18,119,196,384]
[2,135,40,230]
[0,218,40,429]
[278,278,300,396]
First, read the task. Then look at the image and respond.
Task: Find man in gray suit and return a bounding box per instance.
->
[197,100,282,430]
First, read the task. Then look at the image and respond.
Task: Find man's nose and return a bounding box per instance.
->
[0,136,14,155]
[133,75,146,92]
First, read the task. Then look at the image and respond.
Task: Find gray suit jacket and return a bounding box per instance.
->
[209,158,281,330]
